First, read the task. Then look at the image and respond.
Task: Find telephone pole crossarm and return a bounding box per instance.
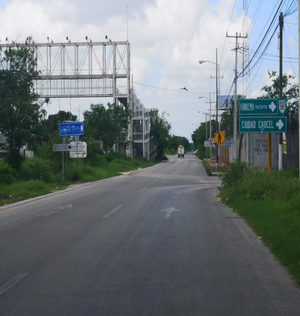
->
[226,32,248,161]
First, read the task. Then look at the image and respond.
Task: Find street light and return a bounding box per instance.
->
[198,111,209,159]
[199,48,219,164]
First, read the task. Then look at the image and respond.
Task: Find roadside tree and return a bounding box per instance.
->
[84,103,131,152]
[0,38,41,169]
[150,112,171,159]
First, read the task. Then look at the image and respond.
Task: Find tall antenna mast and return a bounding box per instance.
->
[127,5,129,41]
[243,0,249,96]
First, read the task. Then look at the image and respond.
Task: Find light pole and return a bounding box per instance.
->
[199,95,214,140]
[199,48,220,163]
[199,95,214,161]
[198,111,209,158]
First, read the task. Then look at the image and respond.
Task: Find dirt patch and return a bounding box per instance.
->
[0,193,22,206]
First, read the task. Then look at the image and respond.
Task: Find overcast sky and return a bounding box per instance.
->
[0,0,298,141]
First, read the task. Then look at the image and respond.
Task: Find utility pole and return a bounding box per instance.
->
[298,2,300,179]
[207,93,213,162]
[210,49,222,164]
[279,12,284,170]
[226,32,247,161]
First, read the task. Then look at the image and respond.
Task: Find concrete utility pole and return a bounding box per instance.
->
[298,2,300,178]
[209,49,222,163]
[199,93,214,161]
[279,12,284,170]
[226,32,247,161]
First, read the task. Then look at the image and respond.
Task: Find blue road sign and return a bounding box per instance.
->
[59,122,84,136]
[221,140,232,148]
[239,99,287,116]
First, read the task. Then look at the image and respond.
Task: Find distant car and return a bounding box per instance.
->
[193,150,198,155]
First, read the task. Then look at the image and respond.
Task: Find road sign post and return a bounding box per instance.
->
[239,117,287,133]
[214,130,226,147]
[53,144,71,152]
[239,99,287,116]
[69,141,87,158]
[59,122,84,137]
[239,98,287,171]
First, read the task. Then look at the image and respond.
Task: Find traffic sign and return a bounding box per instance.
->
[59,122,84,137]
[53,144,71,152]
[239,99,287,116]
[214,130,226,147]
[204,141,210,148]
[209,138,215,147]
[69,141,87,158]
[221,140,232,148]
[239,116,287,133]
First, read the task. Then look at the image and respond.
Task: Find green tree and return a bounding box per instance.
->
[192,122,208,158]
[0,38,41,169]
[167,135,190,152]
[220,104,234,139]
[84,103,131,152]
[41,110,77,143]
[150,112,171,159]
[261,71,298,120]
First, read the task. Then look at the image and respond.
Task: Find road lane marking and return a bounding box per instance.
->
[43,204,73,217]
[0,273,27,296]
[139,188,147,193]
[56,204,73,210]
[161,207,180,219]
[43,211,56,217]
[104,205,123,218]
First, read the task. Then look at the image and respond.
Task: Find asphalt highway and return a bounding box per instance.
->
[1,155,300,315]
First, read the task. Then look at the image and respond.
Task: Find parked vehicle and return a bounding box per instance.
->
[178,145,184,158]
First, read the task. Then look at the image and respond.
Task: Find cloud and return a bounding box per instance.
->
[2,0,284,140]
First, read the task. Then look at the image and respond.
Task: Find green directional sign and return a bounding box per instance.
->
[239,98,287,116]
[239,116,287,133]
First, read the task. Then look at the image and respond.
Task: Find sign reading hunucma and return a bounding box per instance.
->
[239,117,287,133]
[239,99,287,116]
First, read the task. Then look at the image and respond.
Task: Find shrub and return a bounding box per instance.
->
[18,157,52,182]
[0,160,16,184]
[220,159,249,188]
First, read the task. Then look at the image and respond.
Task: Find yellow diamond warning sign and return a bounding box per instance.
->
[214,130,226,147]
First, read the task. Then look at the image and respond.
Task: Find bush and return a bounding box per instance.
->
[220,160,249,188]
[18,157,53,182]
[0,160,16,184]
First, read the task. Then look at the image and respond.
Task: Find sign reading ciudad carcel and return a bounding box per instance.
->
[239,116,287,133]
[239,99,287,116]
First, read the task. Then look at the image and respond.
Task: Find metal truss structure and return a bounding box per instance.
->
[0,40,130,106]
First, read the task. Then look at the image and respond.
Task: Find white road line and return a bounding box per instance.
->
[104,205,123,218]
[139,188,147,193]
[0,273,27,296]
[165,213,171,219]
[43,211,56,217]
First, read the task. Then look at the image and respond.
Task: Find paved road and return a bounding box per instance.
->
[1,155,300,315]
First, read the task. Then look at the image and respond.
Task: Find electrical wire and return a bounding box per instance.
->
[283,27,297,73]
[237,0,284,79]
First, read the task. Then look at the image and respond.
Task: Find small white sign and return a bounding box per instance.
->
[204,141,210,148]
[70,141,87,158]
[278,99,286,114]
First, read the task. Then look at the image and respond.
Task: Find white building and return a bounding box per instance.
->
[126,90,158,159]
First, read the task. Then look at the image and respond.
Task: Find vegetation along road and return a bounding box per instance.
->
[1,155,300,315]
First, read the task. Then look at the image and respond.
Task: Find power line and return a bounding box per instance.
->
[237,0,284,79]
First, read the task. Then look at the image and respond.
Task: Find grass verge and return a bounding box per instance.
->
[0,155,161,207]
[202,159,214,176]
[220,161,300,285]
